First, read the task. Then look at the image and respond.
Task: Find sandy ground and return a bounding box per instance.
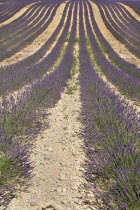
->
[85,5,140,114]
[0,3,70,103]
[91,2,140,68]
[1,2,140,210]
[6,43,99,210]
[0,3,66,66]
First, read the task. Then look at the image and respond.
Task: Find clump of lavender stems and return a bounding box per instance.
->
[0,0,77,208]
[79,0,140,209]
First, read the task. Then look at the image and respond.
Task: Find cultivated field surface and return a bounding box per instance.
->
[0,0,140,209]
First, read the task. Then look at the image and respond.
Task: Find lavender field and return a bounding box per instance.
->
[0,0,140,209]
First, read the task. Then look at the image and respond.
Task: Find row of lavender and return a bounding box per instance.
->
[105,3,140,36]
[0,0,65,40]
[0,0,53,23]
[0,2,42,39]
[0,0,78,208]
[0,0,34,23]
[85,0,140,103]
[100,3,140,43]
[0,1,62,61]
[0,0,139,208]
[112,2,140,29]
[124,0,140,16]
[0,4,50,42]
[79,0,139,209]
[87,1,140,80]
[95,1,140,59]
[0,2,69,70]
[0,1,73,95]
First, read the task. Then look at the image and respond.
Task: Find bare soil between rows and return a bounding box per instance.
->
[0,2,140,210]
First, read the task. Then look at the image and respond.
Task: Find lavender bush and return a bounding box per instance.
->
[0,2,73,95]
[0,1,70,76]
[79,0,140,209]
[0,3,39,38]
[123,1,140,16]
[0,4,52,46]
[86,1,140,80]
[108,3,140,37]
[0,5,44,42]
[104,3,140,43]
[0,0,139,209]
[0,0,30,23]
[0,1,77,208]
[0,3,60,61]
[96,3,140,58]
[84,0,140,102]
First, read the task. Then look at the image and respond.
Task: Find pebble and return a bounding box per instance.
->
[71,185,78,190]
[43,201,66,210]
[28,196,38,206]
[57,187,62,193]
[88,207,98,210]
[56,187,67,193]
[59,174,66,180]
[60,192,67,196]
[73,198,82,205]
[55,204,66,210]
[62,188,67,193]
[44,156,50,161]
[42,200,55,209]
[47,147,53,152]
[72,176,79,180]
[61,200,68,204]
[36,160,44,166]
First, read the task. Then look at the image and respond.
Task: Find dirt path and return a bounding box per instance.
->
[1,3,98,209]
[2,3,139,210]
[6,45,98,210]
[91,2,140,68]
